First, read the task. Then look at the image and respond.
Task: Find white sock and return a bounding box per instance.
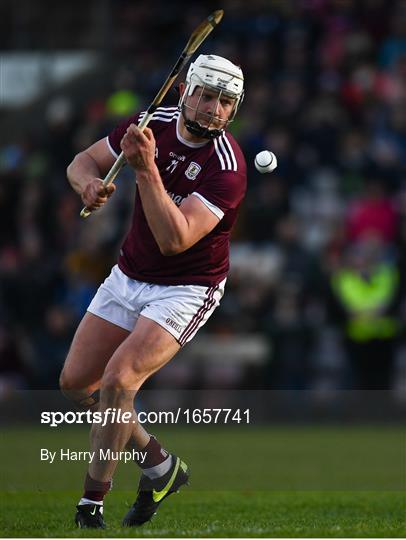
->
[142,455,173,479]
[78,497,103,508]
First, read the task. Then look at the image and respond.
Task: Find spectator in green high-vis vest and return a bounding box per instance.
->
[328,236,404,389]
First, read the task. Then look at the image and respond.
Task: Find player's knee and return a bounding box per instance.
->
[59,368,74,393]
[101,366,143,391]
[101,370,127,391]
[59,370,99,408]
[59,367,84,393]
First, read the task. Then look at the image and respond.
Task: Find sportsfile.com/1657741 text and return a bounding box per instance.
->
[40,408,251,427]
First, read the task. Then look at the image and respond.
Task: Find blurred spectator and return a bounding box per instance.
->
[262,215,320,389]
[346,177,398,243]
[378,2,406,70]
[326,236,404,389]
[30,305,75,388]
[0,324,28,400]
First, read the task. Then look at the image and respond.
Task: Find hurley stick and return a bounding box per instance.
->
[80,10,224,218]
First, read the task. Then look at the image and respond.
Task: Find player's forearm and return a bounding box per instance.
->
[67,151,102,195]
[136,168,190,256]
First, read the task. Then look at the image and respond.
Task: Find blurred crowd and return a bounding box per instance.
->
[1,0,406,394]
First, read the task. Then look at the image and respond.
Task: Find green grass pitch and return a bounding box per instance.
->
[1,425,405,537]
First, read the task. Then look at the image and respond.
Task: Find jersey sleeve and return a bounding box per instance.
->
[193,169,247,216]
[107,112,141,157]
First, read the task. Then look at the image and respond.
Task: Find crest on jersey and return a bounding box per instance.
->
[185,161,201,180]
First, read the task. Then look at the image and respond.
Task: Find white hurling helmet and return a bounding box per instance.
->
[179,54,244,139]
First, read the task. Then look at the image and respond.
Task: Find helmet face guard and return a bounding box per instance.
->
[178,54,244,140]
[179,82,240,139]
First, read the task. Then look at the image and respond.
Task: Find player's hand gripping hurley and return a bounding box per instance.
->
[80,10,224,218]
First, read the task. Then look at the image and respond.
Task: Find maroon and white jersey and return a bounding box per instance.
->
[107,106,247,286]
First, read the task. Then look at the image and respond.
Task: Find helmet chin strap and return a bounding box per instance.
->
[181,105,224,140]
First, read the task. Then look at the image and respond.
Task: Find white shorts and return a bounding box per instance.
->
[87,265,226,346]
